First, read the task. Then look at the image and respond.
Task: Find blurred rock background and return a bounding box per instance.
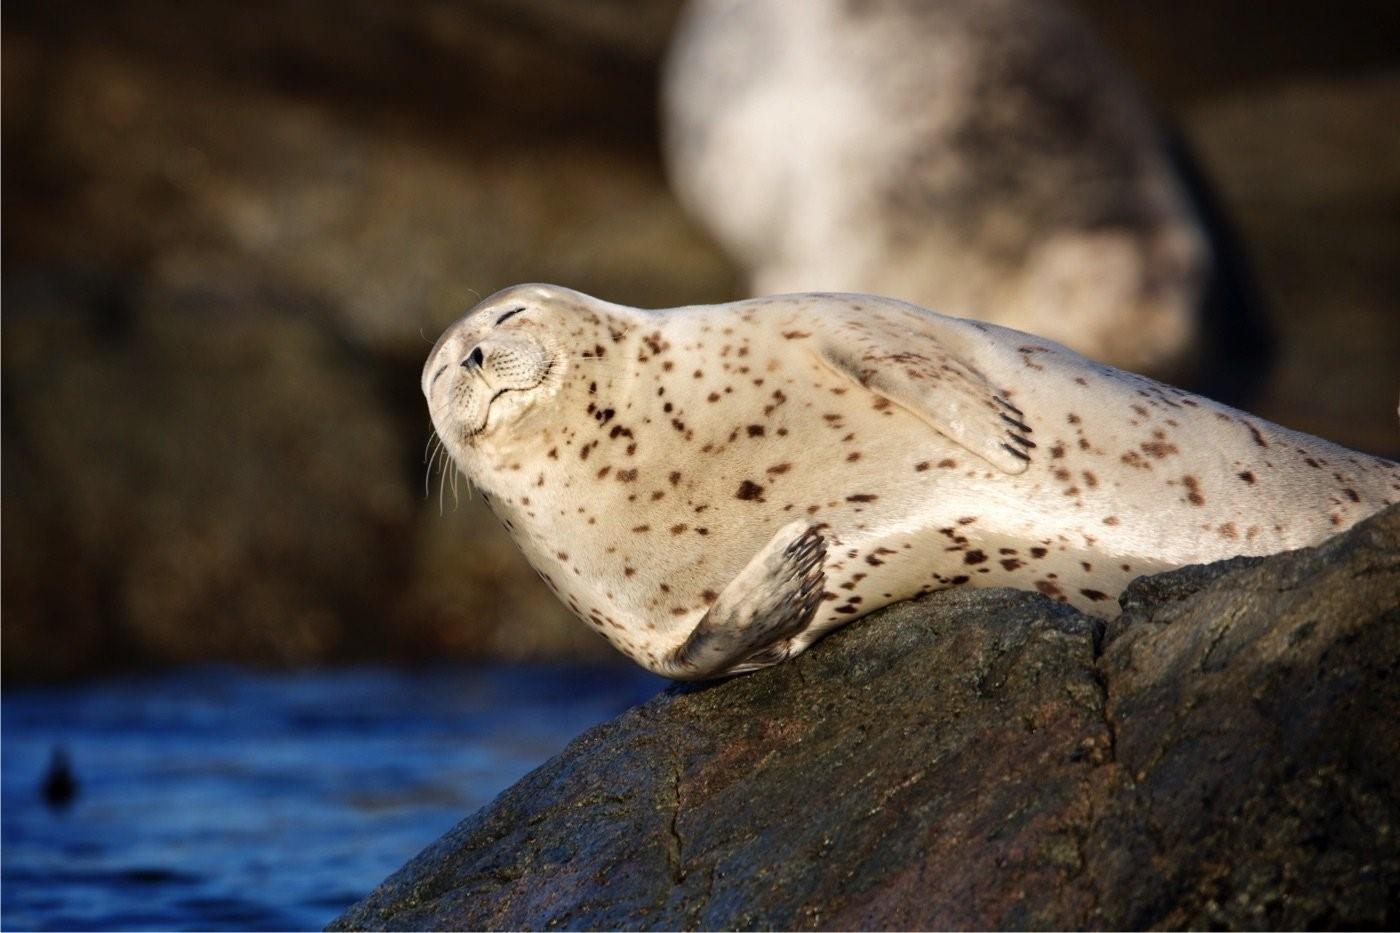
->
[4,0,1398,681]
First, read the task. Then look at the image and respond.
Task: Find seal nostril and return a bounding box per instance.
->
[463,346,484,369]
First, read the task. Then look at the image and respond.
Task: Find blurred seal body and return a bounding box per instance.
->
[663,0,1235,380]
[424,285,1398,679]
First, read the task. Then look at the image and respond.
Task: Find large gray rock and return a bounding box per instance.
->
[332,505,1400,930]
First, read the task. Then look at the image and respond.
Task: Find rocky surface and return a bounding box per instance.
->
[332,505,1400,931]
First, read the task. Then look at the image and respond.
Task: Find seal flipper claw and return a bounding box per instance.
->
[656,521,827,680]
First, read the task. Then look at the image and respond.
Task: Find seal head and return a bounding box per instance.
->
[424,285,624,465]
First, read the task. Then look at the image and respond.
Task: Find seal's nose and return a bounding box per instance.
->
[462,346,485,369]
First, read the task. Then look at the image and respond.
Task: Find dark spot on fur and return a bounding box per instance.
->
[736,480,764,500]
[964,549,988,565]
[1238,470,1256,484]
[1079,589,1109,602]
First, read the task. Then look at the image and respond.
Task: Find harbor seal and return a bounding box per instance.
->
[662,0,1270,394]
[424,284,1398,679]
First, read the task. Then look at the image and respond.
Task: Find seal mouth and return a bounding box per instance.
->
[464,356,557,440]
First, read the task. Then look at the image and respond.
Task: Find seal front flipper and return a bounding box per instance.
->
[655,521,827,681]
[816,325,1035,474]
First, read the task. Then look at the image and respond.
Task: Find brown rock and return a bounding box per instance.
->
[2,273,414,679]
[1186,73,1400,457]
[331,505,1400,930]
[1,0,731,678]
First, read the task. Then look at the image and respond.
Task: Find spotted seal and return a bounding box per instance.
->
[424,284,1398,679]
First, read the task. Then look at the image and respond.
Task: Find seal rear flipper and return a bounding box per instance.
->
[655,521,827,680]
[816,327,1035,474]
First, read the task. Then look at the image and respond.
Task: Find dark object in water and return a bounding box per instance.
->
[41,747,78,810]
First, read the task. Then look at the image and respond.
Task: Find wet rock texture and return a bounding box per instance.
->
[332,505,1400,930]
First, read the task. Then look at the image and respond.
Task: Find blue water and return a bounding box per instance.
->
[1,664,664,931]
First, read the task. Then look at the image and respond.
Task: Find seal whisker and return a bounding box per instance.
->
[424,432,447,500]
[438,448,451,516]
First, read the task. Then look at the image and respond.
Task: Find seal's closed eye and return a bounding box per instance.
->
[496,307,526,326]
